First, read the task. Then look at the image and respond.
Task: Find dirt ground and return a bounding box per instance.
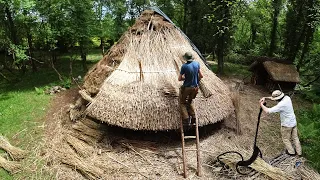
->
[42,77,315,180]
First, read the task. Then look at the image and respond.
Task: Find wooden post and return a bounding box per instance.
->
[180,117,187,178]
[195,112,202,176]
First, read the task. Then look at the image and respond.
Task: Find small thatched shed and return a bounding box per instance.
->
[249,57,300,92]
[80,8,235,131]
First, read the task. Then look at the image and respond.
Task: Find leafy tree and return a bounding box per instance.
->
[208,0,236,74]
[268,0,283,56]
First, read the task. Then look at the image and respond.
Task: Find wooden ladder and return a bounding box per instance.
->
[180,115,202,178]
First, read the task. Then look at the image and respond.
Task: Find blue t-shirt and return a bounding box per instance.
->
[180,61,200,87]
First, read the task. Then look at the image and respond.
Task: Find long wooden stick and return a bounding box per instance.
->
[194,104,202,177]
[180,117,187,178]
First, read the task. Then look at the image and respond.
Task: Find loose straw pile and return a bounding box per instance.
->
[0,136,26,174]
[218,153,294,180]
[0,155,21,174]
[80,118,101,130]
[0,136,26,160]
[64,134,94,158]
[72,121,104,140]
[56,143,104,179]
[298,165,320,179]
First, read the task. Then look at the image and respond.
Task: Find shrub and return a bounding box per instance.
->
[297,104,320,171]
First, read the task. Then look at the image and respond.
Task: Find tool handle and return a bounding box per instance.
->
[254,102,266,147]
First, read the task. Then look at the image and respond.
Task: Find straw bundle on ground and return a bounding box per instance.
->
[0,136,26,160]
[64,134,94,158]
[0,155,21,174]
[84,9,235,130]
[298,165,320,179]
[72,121,104,140]
[66,130,97,146]
[56,142,104,179]
[231,91,241,134]
[80,118,101,130]
[218,154,294,180]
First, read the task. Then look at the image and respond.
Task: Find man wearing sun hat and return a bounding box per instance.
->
[178,52,203,128]
[259,90,302,156]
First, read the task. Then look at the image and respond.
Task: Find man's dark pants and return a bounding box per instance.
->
[179,86,198,123]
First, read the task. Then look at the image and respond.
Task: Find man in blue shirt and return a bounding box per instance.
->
[178,52,203,127]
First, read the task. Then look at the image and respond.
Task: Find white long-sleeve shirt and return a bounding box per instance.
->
[266,96,297,127]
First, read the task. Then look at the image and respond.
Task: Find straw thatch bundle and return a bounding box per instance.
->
[218,154,294,180]
[66,130,97,146]
[83,9,235,130]
[56,142,104,179]
[0,155,21,174]
[298,165,320,179]
[0,136,26,160]
[80,118,101,130]
[64,134,94,158]
[72,121,104,140]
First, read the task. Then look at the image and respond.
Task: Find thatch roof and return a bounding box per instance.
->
[249,57,300,83]
[263,61,300,83]
[82,9,235,131]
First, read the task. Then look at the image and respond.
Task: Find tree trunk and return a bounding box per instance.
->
[100,37,105,55]
[290,23,306,61]
[268,0,281,56]
[5,5,18,45]
[27,31,37,72]
[285,2,304,61]
[250,23,257,47]
[80,42,87,71]
[297,31,312,72]
[297,0,317,72]
[217,34,224,75]
[182,0,188,33]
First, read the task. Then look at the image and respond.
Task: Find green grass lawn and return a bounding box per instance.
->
[297,104,320,171]
[0,49,102,179]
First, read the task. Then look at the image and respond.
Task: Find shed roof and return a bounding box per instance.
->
[263,61,300,83]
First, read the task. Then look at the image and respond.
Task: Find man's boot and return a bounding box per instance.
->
[191,116,196,126]
[183,118,190,130]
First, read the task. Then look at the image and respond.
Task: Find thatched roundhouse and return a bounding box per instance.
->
[249,57,300,92]
[81,9,235,131]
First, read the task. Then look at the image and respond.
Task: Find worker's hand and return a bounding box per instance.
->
[259,97,265,104]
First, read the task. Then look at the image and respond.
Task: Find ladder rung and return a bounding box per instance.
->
[184,136,196,139]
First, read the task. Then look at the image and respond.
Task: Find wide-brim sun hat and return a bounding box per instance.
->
[183,52,193,61]
[270,90,284,101]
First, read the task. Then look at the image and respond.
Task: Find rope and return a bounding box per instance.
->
[216,103,266,175]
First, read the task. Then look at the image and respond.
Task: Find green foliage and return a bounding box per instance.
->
[300,88,320,103]
[8,43,28,64]
[61,77,72,89]
[225,51,250,65]
[297,104,320,171]
[34,86,44,95]
[210,62,251,78]
[298,122,318,142]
